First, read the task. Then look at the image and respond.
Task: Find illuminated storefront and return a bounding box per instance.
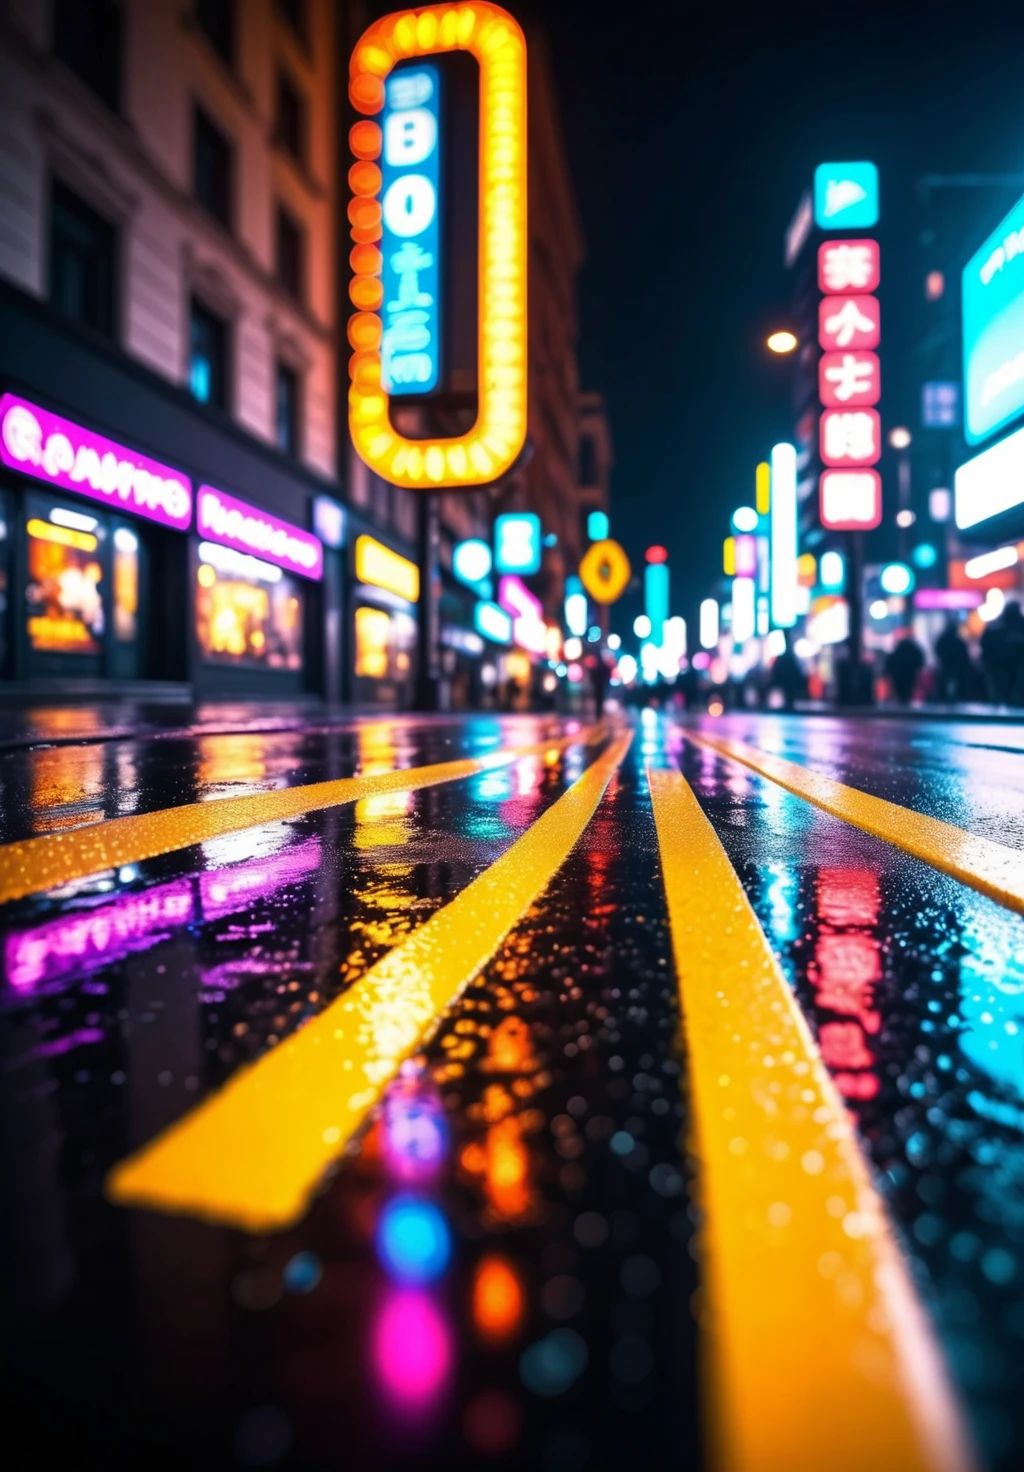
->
[0,393,193,685]
[351,533,419,706]
[192,487,322,696]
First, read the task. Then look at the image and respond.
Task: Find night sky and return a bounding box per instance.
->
[523,0,1024,639]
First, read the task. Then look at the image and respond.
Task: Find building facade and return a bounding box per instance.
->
[0,0,342,699]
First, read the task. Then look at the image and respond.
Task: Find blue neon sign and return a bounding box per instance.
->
[380,65,441,396]
[494,513,541,575]
[963,190,1024,446]
[814,161,878,230]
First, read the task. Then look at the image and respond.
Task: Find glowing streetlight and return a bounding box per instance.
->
[889,426,912,450]
[732,505,759,533]
[767,331,798,354]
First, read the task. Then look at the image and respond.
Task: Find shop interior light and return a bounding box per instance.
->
[199,541,282,584]
[607,633,621,650]
[732,506,759,533]
[50,507,99,533]
[964,546,1019,580]
[114,527,139,553]
[347,3,528,490]
[869,599,890,620]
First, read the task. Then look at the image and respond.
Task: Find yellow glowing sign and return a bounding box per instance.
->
[347,3,528,490]
[723,536,736,576]
[797,552,818,587]
[355,535,420,602]
[579,538,631,604]
[27,518,98,553]
[756,461,771,516]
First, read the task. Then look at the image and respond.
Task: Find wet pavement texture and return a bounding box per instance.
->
[2,708,1024,1469]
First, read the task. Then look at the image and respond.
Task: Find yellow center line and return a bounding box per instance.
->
[106,731,633,1233]
[0,725,604,906]
[648,766,974,1472]
[686,727,1024,916]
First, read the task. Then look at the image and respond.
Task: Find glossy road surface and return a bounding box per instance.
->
[3,705,1024,1471]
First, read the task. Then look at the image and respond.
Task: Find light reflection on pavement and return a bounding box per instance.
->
[3,707,1024,1469]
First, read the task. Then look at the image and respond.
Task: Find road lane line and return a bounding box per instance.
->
[0,726,603,906]
[686,727,1024,916]
[106,732,632,1232]
[648,766,974,1472]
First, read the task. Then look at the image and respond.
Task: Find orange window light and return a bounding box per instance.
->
[348,3,528,491]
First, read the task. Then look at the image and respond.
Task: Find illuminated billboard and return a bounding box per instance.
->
[347,3,528,491]
[955,423,1024,529]
[963,190,1024,445]
[813,162,878,231]
[379,63,442,395]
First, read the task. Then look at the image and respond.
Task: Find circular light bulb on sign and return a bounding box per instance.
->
[579,539,631,604]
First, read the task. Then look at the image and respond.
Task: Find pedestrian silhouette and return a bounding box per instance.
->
[935,620,972,703]
[769,634,807,710]
[981,600,1024,705]
[886,636,925,704]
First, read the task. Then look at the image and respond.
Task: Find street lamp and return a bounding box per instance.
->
[889,426,912,450]
[766,331,798,354]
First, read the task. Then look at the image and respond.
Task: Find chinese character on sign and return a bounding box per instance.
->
[819,351,881,407]
[820,408,881,466]
[818,239,881,294]
[819,469,882,530]
[819,295,880,350]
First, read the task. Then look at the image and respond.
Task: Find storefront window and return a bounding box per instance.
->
[26,507,105,654]
[195,541,303,669]
[113,525,138,643]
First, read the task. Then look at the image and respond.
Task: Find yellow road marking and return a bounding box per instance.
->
[648,766,974,1472]
[687,727,1024,916]
[0,727,601,906]
[107,732,632,1232]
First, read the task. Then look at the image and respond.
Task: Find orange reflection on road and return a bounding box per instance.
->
[472,1254,525,1344]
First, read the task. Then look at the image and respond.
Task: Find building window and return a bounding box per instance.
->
[194,107,233,229]
[196,548,304,670]
[275,362,300,456]
[195,0,234,66]
[53,0,121,112]
[276,0,309,48]
[276,206,304,302]
[189,298,228,409]
[49,181,117,339]
[275,72,305,164]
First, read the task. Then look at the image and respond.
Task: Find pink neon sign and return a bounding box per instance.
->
[498,575,546,654]
[0,393,192,530]
[197,485,322,580]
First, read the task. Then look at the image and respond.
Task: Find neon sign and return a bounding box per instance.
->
[347,3,528,490]
[0,393,192,530]
[579,538,630,604]
[494,512,541,574]
[819,469,882,531]
[197,486,323,580]
[498,575,545,653]
[963,189,1024,445]
[813,162,879,230]
[379,64,442,394]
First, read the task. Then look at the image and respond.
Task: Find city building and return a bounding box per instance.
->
[0,0,342,700]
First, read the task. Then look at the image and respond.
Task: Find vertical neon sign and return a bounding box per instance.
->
[770,442,797,628]
[380,65,442,395]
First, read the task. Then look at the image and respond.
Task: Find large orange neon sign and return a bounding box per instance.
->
[347,4,528,491]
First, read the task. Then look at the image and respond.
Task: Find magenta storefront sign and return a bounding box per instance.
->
[197,484,322,581]
[0,393,192,530]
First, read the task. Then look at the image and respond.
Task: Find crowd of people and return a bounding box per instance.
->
[884,600,1024,705]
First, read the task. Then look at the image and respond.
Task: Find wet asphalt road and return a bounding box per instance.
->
[2,706,1024,1471]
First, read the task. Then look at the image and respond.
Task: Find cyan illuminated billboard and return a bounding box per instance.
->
[380,64,441,396]
[963,191,1024,446]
